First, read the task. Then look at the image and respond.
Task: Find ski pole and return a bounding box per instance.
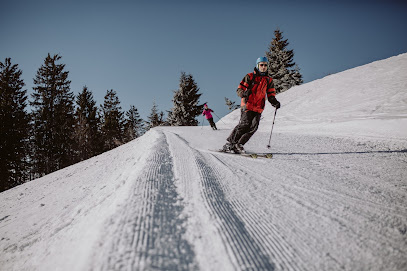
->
[201,115,204,128]
[267,109,277,149]
[213,112,226,125]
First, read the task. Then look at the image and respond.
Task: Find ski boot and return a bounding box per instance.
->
[234,143,245,154]
[222,142,235,152]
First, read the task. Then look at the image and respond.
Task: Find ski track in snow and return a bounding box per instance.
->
[216,152,406,270]
[1,128,406,271]
[173,129,406,271]
[210,132,407,271]
[167,131,278,270]
[90,128,406,271]
[91,131,197,271]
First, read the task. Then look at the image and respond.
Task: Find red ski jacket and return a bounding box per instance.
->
[237,69,276,113]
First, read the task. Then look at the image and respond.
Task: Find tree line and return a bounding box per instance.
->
[0,53,204,192]
[1,29,302,192]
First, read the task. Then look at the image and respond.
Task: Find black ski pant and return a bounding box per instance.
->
[227,110,261,145]
[208,118,217,129]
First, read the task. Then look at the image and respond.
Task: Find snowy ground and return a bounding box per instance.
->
[1,53,407,271]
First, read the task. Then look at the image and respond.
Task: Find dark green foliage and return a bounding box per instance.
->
[225,97,240,111]
[74,86,102,161]
[0,58,30,192]
[124,105,144,142]
[30,54,75,176]
[146,101,165,130]
[266,29,303,93]
[100,89,125,151]
[167,72,203,126]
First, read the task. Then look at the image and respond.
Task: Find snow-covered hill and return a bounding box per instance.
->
[269,53,407,141]
[1,54,406,271]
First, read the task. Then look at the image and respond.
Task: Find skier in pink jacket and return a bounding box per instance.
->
[202,104,217,130]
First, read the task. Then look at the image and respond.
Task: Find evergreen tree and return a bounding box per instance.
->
[266,29,303,93]
[0,58,30,192]
[145,101,165,130]
[124,105,144,142]
[290,65,303,87]
[74,86,101,161]
[225,97,240,111]
[100,89,124,151]
[30,54,75,176]
[167,72,203,126]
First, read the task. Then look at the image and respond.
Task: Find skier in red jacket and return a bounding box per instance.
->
[222,57,280,153]
[202,103,217,130]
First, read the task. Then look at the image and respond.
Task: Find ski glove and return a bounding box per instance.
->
[268,96,280,109]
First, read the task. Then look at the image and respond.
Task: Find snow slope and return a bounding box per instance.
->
[270,53,407,141]
[1,53,406,271]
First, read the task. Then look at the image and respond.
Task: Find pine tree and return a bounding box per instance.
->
[74,86,101,161]
[290,65,303,87]
[100,89,124,151]
[0,58,30,192]
[225,97,240,111]
[266,29,303,93]
[124,105,144,142]
[145,101,165,130]
[30,54,75,176]
[167,72,203,126]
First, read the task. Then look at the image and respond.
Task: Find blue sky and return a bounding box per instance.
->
[1,0,407,122]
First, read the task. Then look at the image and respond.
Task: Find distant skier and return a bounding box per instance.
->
[202,103,217,130]
[222,56,280,153]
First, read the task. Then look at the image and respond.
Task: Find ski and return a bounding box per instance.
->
[209,149,273,159]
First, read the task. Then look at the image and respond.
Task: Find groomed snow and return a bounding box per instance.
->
[1,53,406,271]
